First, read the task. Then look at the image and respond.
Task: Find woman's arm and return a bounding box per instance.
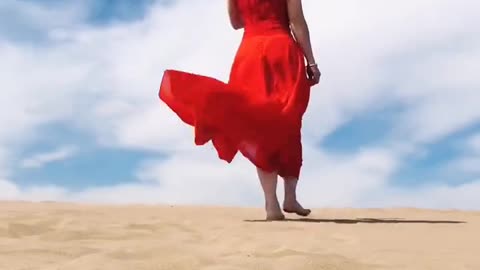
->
[286,0,315,64]
[228,0,244,30]
[286,0,320,84]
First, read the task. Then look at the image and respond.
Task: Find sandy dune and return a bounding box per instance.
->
[0,202,478,270]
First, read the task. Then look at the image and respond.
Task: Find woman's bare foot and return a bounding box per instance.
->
[257,168,285,221]
[265,201,285,221]
[266,212,285,221]
[283,200,311,217]
[283,177,310,217]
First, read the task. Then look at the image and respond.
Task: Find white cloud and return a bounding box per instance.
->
[132,146,262,206]
[447,133,480,175]
[364,180,480,211]
[20,146,77,169]
[467,134,480,154]
[0,179,19,200]
[0,178,68,202]
[0,1,88,38]
[0,0,479,209]
[298,144,400,207]
[452,157,480,174]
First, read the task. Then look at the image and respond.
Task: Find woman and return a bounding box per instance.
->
[159,0,320,220]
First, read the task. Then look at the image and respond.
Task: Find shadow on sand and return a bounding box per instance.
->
[244,217,466,224]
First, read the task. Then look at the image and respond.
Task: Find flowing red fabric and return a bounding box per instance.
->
[159,0,311,178]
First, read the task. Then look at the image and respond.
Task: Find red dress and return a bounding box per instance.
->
[159,0,311,178]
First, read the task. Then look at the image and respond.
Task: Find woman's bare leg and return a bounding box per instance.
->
[257,168,284,220]
[283,177,311,216]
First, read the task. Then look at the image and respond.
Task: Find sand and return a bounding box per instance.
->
[0,202,478,270]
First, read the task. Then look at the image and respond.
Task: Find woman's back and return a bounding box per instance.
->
[236,0,290,35]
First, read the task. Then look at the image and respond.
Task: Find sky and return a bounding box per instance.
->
[0,0,479,209]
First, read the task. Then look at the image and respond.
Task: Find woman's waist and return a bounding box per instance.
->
[243,21,291,38]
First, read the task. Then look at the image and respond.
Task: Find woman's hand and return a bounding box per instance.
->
[307,63,321,85]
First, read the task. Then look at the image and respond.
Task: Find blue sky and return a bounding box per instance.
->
[0,0,479,208]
